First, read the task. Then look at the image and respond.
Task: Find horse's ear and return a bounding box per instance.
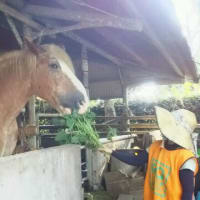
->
[24,38,45,56]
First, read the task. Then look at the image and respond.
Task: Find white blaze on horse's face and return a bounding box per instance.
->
[33,44,89,114]
[54,58,89,114]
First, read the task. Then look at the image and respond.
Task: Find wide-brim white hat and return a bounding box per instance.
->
[155,106,197,153]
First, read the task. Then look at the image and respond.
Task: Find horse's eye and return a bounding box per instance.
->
[49,63,59,70]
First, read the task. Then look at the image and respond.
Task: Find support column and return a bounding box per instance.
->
[122,85,128,107]
[81,45,89,96]
[24,24,37,149]
[122,85,130,132]
[118,64,130,132]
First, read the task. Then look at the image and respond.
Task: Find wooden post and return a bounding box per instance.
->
[81,45,89,96]
[122,85,130,132]
[28,96,36,125]
[24,25,36,126]
[24,24,37,149]
[118,66,130,132]
[122,85,128,107]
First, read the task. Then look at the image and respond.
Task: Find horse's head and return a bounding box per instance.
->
[25,40,89,114]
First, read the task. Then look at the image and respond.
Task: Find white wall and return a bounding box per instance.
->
[87,135,134,190]
[0,145,82,200]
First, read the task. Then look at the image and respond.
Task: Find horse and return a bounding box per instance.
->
[0,40,89,156]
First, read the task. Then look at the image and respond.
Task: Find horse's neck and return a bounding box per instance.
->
[0,51,34,126]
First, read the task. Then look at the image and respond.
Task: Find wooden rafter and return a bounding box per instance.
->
[33,20,138,40]
[33,18,184,81]
[64,33,177,80]
[32,16,126,68]
[25,5,142,32]
[0,2,127,68]
[64,32,122,66]
[0,2,42,30]
[55,0,118,17]
[5,0,24,10]
[57,0,166,79]
[95,29,145,66]
[0,2,140,71]
[127,2,184,78]
[0,1,186,84]
[6,14,23,47]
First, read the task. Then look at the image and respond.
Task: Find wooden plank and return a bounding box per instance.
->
[39,125,65,129]
[130,123,158,129]
[98,123,200,130]
[95,115,156,120]
[39,131,150,136]
[95,123,158,129]
[25,5,142,32]
[98,131,150,135]
[38,113,63,118]
[0,2,42,30]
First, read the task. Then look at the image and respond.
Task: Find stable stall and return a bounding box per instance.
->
[0,0,199,200]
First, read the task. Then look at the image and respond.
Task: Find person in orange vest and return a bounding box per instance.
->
[102,107,199,200]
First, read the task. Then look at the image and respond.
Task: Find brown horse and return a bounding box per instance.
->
[0,40,89,156]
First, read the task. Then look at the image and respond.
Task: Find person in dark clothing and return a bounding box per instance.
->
[100,107,199,200]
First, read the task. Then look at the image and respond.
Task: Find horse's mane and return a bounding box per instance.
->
[0,50,37,80]
[0,44,75,80]
[0,44,74,76]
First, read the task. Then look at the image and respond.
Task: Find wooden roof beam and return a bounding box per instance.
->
[64,33,185,81]
[55,0,119,17]
[33,20,140,40]
[128,2,184,78]
[95,29,145,66]
[0,5,126,70]
[19,14,126,68]
[64,32,122,66]
[64,32,184,81]
[5,14,23,47]
[25,5,142,32]
[0,2,42,30]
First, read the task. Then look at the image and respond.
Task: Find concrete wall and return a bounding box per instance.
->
[87,135,134,190]
[0,145,82,200]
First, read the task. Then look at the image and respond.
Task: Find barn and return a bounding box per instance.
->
[0,0,199,200]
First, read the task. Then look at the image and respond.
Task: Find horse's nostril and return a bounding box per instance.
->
[74,100,80,110]
[80,100,84,106]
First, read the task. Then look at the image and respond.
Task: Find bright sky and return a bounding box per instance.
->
[128,83,174,102]
[172,0,200,64]
[128,82,159,102]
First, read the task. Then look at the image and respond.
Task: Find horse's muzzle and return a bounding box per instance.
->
[59,91,88,114]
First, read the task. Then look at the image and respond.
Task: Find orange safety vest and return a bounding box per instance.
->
[144,140,198,200]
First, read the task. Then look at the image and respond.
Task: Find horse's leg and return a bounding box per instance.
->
[0,120,18,156]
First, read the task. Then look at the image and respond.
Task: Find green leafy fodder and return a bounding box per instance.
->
[55,111,101,149]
